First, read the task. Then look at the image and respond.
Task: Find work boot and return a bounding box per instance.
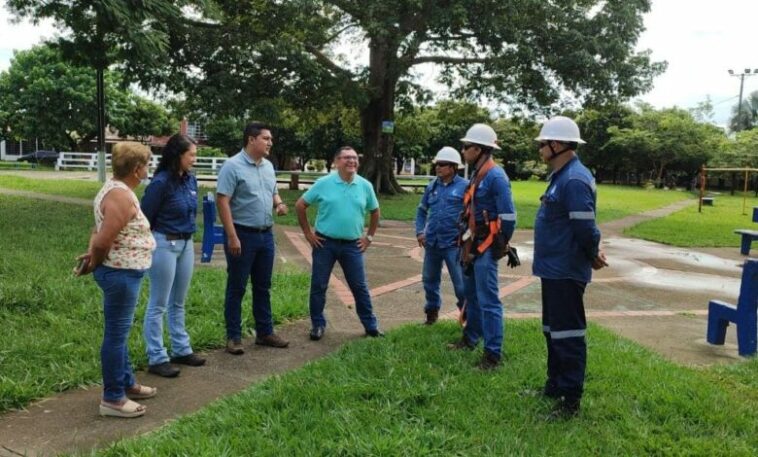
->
[447,336,475,351]
[148,362,180,378]
[255,333,290,348]
[226,339,244,355]
[546,397,581,420]
[477,351,501,370]
[424,309,439,325]
[170,353,206,367]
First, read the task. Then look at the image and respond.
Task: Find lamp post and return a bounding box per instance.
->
[729,68,758,131]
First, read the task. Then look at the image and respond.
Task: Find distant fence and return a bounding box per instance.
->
[55,152,434,189]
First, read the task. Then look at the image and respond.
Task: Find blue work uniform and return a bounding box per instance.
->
[533,156,601,403]
[462,164,517,359]
[415,175,469,312]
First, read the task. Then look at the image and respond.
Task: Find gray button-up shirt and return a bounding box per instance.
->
[216,150,278,228]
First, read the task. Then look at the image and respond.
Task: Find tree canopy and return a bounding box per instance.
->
[0,45,174,150]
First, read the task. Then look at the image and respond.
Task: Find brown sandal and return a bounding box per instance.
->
[99,399,146,418]
[126,384,157,400]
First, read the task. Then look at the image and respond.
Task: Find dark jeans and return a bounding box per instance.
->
[541,278,587,401]
[309,237,378,331]
[224,228,275,340]
[94,265,145,402]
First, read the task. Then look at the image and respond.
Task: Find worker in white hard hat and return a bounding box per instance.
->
[533,115,608,418]
[415,147,469,325]
[448,123,517,370]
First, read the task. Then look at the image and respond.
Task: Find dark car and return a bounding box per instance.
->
[17,150,59,165]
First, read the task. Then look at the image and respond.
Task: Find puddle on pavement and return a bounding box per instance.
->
[515,238,742,298]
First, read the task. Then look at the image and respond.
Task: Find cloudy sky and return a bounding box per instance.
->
[1,0,757,127]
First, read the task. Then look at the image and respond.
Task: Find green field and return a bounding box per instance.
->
[92,322,758,456]
[626,192,758,247]
[0,196,309,412]
[0,175,692,230]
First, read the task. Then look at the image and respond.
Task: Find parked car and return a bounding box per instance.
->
[17,150,59,165]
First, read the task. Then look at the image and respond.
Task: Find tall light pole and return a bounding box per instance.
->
[729,68,758,131]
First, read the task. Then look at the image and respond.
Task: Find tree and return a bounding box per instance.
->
[729,91,758,132]
[111,95,175,143]
[0,45,171,151]
[7,0,191,178]
[160,0,665,193]
[576,104,634,182]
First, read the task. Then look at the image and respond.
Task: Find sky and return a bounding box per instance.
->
[1,0,757,128]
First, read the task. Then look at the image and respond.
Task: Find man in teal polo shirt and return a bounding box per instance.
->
[295,146,383,341]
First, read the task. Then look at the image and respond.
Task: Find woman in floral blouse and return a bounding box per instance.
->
[75,142,157,418]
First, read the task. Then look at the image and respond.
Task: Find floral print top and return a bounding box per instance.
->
[94,179,155,270]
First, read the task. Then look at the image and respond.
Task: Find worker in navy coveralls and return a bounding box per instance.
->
[415,146,469,325]
[533,116,608,418]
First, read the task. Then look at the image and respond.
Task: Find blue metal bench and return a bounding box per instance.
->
[734,207,758,255]
[706,259,758,356]
[201,194,225,263]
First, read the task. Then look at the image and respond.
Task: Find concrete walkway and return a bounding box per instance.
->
[0,186,747,456]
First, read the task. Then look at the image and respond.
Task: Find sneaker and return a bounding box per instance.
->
[365,328,385,338]
[147,362,180,378]
[226,339,244,355]
[424,309,439,325]
[255,333,290,348]
[447,337,475,351]
[310,326,325,341]
[477,351,501,370]
[170,353,206,367]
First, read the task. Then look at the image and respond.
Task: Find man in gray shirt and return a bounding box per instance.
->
[216,122,289,354]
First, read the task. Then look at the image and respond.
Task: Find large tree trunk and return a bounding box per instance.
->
[358,38,404,194]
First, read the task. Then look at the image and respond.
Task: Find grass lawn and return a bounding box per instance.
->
[92,322,758,456]
[626,192,758,247]
[0,196,310,412]
[0,175,692,230]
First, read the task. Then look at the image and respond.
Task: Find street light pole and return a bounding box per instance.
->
[729,68,758,131]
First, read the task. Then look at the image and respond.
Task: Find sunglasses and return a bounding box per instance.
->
[462,143,477,150]
[435,162,456,168]
[538,141,550,148]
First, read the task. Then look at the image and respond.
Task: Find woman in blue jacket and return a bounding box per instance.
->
[141,134,205,377]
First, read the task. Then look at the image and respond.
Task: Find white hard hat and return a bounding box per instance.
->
[460,123,501,150]
[432,146,462,167]
[535,116,586,144]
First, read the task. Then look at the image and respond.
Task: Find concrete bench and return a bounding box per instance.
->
[707,259,758,356]
[201,194,226,263]
[735,229,758,255]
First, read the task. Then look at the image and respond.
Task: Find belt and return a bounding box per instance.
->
[316,232,358,243]
[235,224,272,233]
[164,232,193,240]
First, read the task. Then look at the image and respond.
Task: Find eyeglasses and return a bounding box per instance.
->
[435,162,455,168]
[462,143,476,150]
[538,141,550,148]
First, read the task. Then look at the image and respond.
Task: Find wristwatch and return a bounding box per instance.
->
[366,235,374,242]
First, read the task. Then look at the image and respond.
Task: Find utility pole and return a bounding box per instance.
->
[729,68,758,131]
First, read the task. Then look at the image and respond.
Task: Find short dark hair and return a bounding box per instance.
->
[242,121,271,149]
[156,134,196,177]
[334,146,357,160]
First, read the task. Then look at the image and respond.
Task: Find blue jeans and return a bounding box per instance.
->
[144,232,195,365]
[422,245,465,312]
[463,249,504,357]
[309,238,378,331]
[224,228,275,340]
[94,265,145,402]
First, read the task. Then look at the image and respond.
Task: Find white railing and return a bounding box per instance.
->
[56,152,226,173]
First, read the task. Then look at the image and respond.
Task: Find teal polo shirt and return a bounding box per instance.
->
[303,172,379,240]
[216,150,278,228]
